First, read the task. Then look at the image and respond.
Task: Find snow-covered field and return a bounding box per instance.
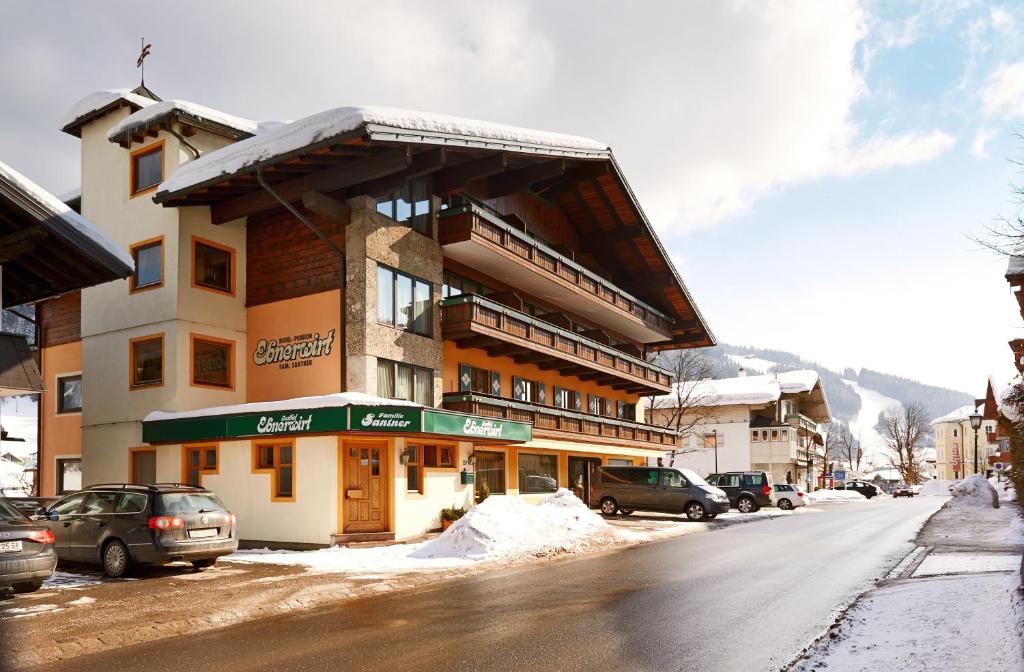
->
[841,379,902,473]
[805,489,868,504]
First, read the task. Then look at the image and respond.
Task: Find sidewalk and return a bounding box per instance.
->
[790,480,1024,672]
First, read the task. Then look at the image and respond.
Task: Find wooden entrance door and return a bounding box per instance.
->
[343,442,389,533]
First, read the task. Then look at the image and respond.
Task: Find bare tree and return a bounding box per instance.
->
[645,349,718,466]
[831,421,860,474]
[879,402,930,484]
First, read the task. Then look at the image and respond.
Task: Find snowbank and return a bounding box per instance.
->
[227,490,633,574]
[949,475,999,509]
[805,489,867,504]
[921,479,954,496]
[988,476,1017,504]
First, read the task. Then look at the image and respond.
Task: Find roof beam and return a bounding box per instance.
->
[0,226,46,264]
[486,159,565,198]
[434,154,507,194]
[346,148,448,199]
[210,147,412,224]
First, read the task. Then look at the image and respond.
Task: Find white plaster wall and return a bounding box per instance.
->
[81,424,141,487]
[391,439,474,540]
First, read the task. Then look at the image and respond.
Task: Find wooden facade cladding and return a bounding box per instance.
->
[441,294,672,395]
[38,291,81,347]
[442,392,678,450]
[246,205,345,307]
[438,204,673,343]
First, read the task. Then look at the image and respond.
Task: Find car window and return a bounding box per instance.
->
[116,492,148,514]
[719,474,740,488]
[680,469,709,486]
[743,473,765,486]
[157,492,228,514]
[50,493,87,515]
[81,492,119,515]
[0,499,27,523]
[663,471,687,488]
[776,484,790,492]
[705,475,719,486]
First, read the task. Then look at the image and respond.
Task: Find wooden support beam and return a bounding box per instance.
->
[0,226,46,264]
[210,147,411,224]
[434,154,507,194]
[302,191,351,224]
[348,148,447,199]
[486,159,566,198]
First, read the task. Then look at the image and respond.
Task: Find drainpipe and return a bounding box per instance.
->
[256,167,347,390]
[165,127,201,160]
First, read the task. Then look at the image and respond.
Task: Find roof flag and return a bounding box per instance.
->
[137,39,152,85]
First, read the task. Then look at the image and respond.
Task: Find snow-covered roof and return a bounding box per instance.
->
[61,88,158,136]
[0,159,133,270]
[143,392,419,423]
[931,404,979,425]
[1006,249,1024,278]
[156,105,610,200]
[107,99,259,143]
[650,370,824,409]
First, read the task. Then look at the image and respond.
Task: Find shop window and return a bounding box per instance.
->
[376,265,432,336]
[183,445,218,486]
[131,141,164,195]
[518,453,558,494]
[376,179,432,236]
[422,445,455,468]
[57,374,82,414]
[130,334,163,388]
[56,458,82,494]
[512,376,545,404]
[253,442,294,500]
[474,451,506,497]
[130,237,163,292]
[406,445,422,493]
[459,363,499,396]
[377,359,433,405]
[191,335,234,389]
[192,238,234,295]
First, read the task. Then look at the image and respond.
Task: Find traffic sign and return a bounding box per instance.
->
[834,470,847,481]
[994,462,1004,471]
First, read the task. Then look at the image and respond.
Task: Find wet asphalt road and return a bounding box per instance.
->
[35,497,944,672]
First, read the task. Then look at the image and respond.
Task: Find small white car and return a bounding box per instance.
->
[772,484,807,510]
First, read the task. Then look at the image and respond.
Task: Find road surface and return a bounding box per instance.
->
[29,497,944,672]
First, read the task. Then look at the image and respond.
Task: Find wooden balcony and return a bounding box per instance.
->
[438,203,674,343]
[442,295,672,395]
[442,392,679,451]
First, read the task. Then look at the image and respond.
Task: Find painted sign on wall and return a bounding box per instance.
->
[252,329,335,369]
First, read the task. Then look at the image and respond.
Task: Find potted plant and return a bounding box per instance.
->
[439,506,466,531]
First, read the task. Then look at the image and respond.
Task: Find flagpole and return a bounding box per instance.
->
[140,37,145,87]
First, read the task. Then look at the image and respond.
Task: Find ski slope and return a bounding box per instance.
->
[841,379,903,473]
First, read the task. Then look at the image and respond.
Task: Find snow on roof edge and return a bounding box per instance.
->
[143,392,420,423]
[107,99,259,142]
[61,89,157,134]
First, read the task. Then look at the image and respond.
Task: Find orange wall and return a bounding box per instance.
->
[247,290,342,402]
[40,341,82,496]
[442,342,640,409]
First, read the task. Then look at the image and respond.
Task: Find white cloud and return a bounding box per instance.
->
[990,5,1016,34]
[970,127,996,158]
[836,130,956,174]
[982,61,1024,118]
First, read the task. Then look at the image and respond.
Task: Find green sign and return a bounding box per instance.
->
[349,407,422,433]
[423,410,532,442]
[227,408,348,437]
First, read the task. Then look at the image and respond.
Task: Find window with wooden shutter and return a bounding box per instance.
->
[574,391,582,412]
[458,363,472,392]
[513,376,525,400]
[490,370,501,396]
[537,382,546,405]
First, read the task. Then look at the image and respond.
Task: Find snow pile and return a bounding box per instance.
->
[413,489,630,561]
[949,474,999,509]
[988,476,1017,503]
[805,489,867,504]
[921,479,954,496]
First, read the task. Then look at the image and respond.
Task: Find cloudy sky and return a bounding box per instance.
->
[2,0,1023,395]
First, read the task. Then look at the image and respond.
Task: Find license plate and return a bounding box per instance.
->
[0,540,23,553]
[188,528,218,539]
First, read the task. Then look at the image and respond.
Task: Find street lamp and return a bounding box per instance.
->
[712,429,719,473]
[968,410,983,476]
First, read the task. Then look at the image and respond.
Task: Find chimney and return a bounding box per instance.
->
[738,367,747,378]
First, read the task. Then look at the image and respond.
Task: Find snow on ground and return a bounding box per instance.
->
[805,489,868,504]
[950,474,999,508]
[921,479,954,496]
[913,552,1022,577]
[990,475,1018,504]
[841,379,902,473]
[226,489,636,574]
[792,572,1024,672]
[42,571,103,590]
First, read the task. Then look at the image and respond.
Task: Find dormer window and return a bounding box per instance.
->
[130,141,164,195]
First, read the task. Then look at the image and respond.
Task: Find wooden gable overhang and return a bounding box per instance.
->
[154,124,714,350]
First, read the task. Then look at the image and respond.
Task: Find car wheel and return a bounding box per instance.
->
[192,558,217,570]
[599,498,619,516]
[685,502,706,521]
[11,580,43,594]
[619,509,634,516]
[737,496,755,513]
[102,539,131,578]
[778,498,793,510]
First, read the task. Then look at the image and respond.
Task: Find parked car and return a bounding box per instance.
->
[35,483,238,577]
[593,466,731,521]
[0,497,57,593]
[892,484,916,498]
[842,481,880,499]
[771,484,807,510]
[705,471,773,512]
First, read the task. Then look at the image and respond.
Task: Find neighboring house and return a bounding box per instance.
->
[931,377,1002,480]
[33,87,715,544]
[648,369,831,485]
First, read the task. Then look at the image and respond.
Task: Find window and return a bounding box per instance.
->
[253,442,294,500]
[116,492,148,514]
[607,459,633,467]
[183,445,218,487]
[130,334,163,388]
[50,492,86,514]
[441,272,487,298]
[513,377,544,403]
[953,429,958,438]
[616,401,635,420]
[663,471,686,488]
[553,387,576,410]
[192,238,234,295]
[518,453,558,494]
[406,445,422,493]
[56,458,82,494]
[131,449,156,485]
[376,179,432,235]
[703,433,718,450]
[191,335,234,389]
[131,141,164,195]
[718,474,740,488]
[770,429,779,441]
[130,237,163,292]
[377,359,433,405]
[81,492,119,515]
[474,451,506,497]
[588,394,613,417]
[422,445,455,468]
[57,374,82,413]
[751,430,760,442]
[376,265,432,336]
[743,473,766,487]
[459,363,499,396]
[780,430,789,441]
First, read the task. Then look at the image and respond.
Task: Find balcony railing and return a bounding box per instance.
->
[785,413,819,433]
[438,203,673,341]
[442,294,672,395]
[442,392,679,450]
